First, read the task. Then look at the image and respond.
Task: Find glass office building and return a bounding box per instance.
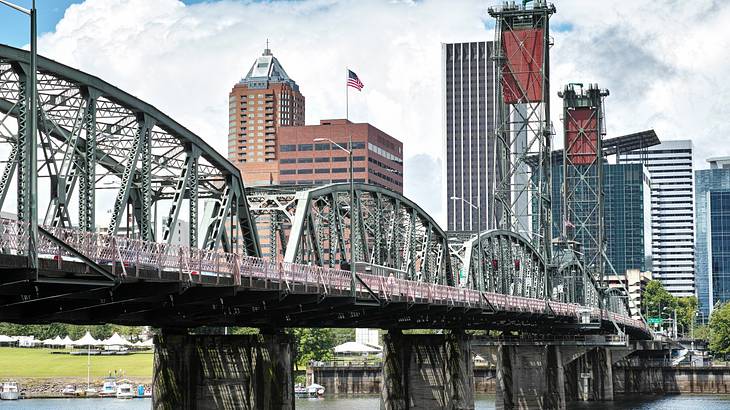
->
[695,157,730,318]
[552,160,652,275]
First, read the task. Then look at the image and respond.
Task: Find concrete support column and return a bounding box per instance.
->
[588,348,614,401]
[381,330,475,410]
[495,345,566,410]
[152,331,293,410]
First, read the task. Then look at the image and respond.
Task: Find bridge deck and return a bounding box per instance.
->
[0,220,650,338]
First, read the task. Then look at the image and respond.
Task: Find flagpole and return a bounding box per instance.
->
[345,68,355,296]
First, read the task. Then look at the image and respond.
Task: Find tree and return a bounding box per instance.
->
[676,296,698,335]
[709,302,730,355]
[642,280,676,318]
[291,328,336,366]
[694,324,712,342]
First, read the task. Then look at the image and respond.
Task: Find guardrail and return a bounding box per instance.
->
[0,218,649,334]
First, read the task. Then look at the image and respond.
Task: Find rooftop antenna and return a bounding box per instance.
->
[264,38,271,55]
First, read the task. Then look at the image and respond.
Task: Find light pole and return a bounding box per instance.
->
[314,136,355,294]
[0,0,38,270]
[450,196,482,291]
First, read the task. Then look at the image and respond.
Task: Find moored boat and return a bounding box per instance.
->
[294,383,325,398]
[61,385,77,397]
[99,376,117,397]
[0,381,19,400]
[116,383,134,399]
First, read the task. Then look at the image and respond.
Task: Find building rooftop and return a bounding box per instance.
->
[239,47,299,91]
[707,156,730,169]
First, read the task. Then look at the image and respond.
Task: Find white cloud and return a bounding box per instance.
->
[34,0,730,227]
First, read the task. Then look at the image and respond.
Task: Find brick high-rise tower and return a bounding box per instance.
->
[228,47,305,185]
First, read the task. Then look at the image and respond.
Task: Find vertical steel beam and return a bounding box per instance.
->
[79,90,97,231]
[188,155,198,248]
[12,62,36,266]
[138,118,153,241]
[107,114,153,236]
[203,177,233,251]
[162,149,195,244]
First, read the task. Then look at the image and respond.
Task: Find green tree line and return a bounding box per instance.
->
[0,323,144,340]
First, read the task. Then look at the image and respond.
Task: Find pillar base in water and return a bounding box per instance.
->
[152,332,293,410]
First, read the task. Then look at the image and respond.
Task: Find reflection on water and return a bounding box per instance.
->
[0,398,151,409]
[295,394,730,410]
[2,394,730,409]
[295,394,496,409]
[568,394,730,409]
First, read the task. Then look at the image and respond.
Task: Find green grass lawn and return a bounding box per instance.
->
[0,347,153,378]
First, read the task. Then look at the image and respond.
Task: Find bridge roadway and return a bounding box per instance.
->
[0,218,649,338]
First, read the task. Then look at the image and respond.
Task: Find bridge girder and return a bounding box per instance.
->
[248,183,454,286]
[0,44,259,256]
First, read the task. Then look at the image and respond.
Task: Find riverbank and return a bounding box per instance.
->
[9,377,152,398]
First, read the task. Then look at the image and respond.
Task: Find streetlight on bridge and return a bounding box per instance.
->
[314,136,355,294]
[450,196,483,290]
[0,0,38,270]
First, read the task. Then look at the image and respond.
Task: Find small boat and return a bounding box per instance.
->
[295,383,325,398]
[99,376,117,397]
[0,381,20,400]
[85,387,98,397]
[116,383,134,399]
[61,385,77,396]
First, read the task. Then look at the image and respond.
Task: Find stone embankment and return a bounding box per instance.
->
[12,377,152,398]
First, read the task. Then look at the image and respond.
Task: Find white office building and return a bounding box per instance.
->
[619,140,695,297]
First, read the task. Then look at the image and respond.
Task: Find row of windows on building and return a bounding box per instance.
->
[280,156,365,164]
[280,142,367,152]
[280,168,366,175]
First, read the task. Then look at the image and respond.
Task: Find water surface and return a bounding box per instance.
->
[3,394,730,409]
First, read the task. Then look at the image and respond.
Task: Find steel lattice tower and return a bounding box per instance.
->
[558,83,609,285]
[489,1,556,261]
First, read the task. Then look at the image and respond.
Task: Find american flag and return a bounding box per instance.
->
[347,69,364,91]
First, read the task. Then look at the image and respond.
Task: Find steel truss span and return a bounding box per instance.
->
[249,184,453,286]
[0,44,259,256]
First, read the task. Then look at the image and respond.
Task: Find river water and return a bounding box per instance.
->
[1,394,730,408]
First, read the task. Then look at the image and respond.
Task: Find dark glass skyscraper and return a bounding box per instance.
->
[551,160,651,275]
[695,157,730,318]
[442,41,498,231]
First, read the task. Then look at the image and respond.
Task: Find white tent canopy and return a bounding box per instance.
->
[102,332,132,346]
[0,335,15,343]
[44,335,64,345]
[333,341,382,354]
[61,336,74,346]
[72,331,100,346]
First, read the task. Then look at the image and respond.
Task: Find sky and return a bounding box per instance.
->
[1,0,728,227]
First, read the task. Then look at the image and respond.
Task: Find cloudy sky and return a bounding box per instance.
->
[2,0,728,226]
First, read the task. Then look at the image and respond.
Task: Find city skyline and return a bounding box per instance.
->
[2,0,728,227]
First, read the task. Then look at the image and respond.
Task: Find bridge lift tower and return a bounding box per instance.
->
[489,0,556,264]
[558,84,609,289]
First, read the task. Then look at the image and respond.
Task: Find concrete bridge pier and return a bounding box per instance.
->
[495,345,616,409]
[152,330,294,410]
[495,345,565,410]
[381,330,475,410]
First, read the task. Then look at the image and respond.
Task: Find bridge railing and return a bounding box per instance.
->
[0,218,648,334]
